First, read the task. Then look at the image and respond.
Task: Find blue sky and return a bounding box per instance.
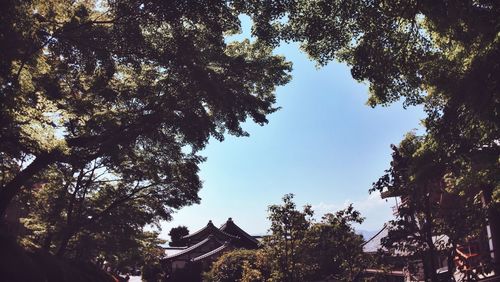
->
[159,16,425,238]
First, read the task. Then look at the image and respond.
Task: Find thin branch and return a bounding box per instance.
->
[85,182,155,226]
[66,166,85,225]
[93,179,125,183]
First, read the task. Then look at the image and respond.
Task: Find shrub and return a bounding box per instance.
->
[205,249,270,282]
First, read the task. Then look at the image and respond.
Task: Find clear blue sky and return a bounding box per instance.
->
[159,16,425,238]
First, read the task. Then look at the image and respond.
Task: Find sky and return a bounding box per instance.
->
[159,16,425,239]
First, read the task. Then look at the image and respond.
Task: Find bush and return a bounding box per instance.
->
[141,263,164,281]
[205,249,270,282]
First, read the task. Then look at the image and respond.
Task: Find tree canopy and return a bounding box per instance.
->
[0,0,291,217]
[371,132,489,279]
[205,249,270,282]
[0,0,292,276]
[239,1,499,200]
[259,194,367,282]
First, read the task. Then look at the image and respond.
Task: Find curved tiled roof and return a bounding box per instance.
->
[164,219,258,267]
[191,243,230,262]
[181,220,239,242]
[166,236,221,259]
[219,218,259,246]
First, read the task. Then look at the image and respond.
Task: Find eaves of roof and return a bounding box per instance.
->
[166,236,220,260]
[191,243,229,262]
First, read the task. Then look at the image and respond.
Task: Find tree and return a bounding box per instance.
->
[241,0,498,112]
[371,132,488,280]
[0,0,292,218]
[15,157,182,259]
[305,206,367,281]
[261,194,367,282]
[18,178,169,274]
[168,226,189,247]
[204,249,270,282]
[92,230,166,275]
[264,193,313,282]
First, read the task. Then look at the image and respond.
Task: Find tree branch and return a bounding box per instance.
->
[0,150,61,217]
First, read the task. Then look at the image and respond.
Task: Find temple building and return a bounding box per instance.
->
[163,218,259,279]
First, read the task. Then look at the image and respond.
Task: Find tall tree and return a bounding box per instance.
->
[16,156,193,259]
[305,205,367,281]
[372,132,488,280]
[16,161,169,275]
[0,0,291,218]
[262,194,367,282]
[264,193,313,282]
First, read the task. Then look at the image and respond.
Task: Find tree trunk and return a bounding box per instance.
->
[56,228,76,257]
[0,151,58,218]
[290,234,295,282]
[41,183,71,251]
[424,192,438,282]
[42,232,53,251]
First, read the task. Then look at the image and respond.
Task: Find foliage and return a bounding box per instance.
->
[3,0,499,276]
[304,206,367,281]
[241,0,499,112]
[0,0,291,274]
[371,132,488,279]
[15,160,167,272]
[205,195,367,282]
[205,249,270,282]
[168,225,189,247]
[237,0,500,221]
[263,193,314,282]
[0,228,115,282]
[141,262,164,282]
[0,0,292,218]
[237,0,500,274]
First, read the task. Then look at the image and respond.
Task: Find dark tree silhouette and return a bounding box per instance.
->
[0,1,291,218]
[168,226,189,247]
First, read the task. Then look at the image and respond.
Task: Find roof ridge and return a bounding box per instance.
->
[182,221,215,239]
[220,220,259,244]
[183,221,240,240]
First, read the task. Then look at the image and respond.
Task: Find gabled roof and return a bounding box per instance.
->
[219,218,259,248]
[164,218,258,267]
[191,243,230,262]
[181,220,239,245]
[166,235,224,260]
